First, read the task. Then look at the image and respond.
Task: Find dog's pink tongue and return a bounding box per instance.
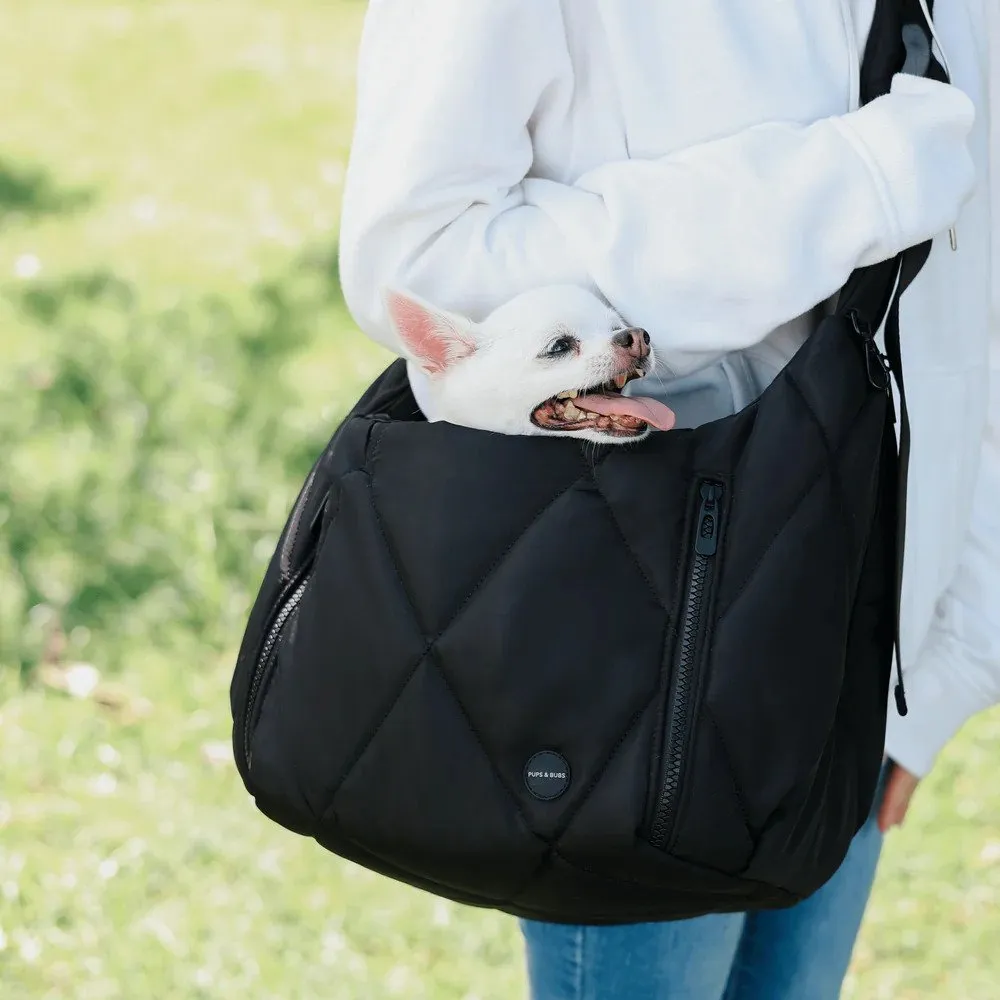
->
[574,393,676,432]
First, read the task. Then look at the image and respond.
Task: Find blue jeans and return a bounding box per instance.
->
[521,766,888,1000]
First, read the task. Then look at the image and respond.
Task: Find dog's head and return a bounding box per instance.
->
[384,285,675,444]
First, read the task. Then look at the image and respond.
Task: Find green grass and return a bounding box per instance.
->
[1,3,998,997]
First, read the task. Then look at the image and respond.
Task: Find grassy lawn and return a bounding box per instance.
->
[1,3,998,998]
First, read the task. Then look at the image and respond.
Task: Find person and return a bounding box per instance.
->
[338,2,1000,997]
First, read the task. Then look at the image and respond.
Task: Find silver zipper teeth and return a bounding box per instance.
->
[243,577,310,767]
[649,554,709,847]
[281,467,318,579]
[649,479,723,849]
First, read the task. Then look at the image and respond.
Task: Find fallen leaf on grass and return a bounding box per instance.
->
[980,842,1000,864]
[39,662,99,698]
[92,684,153,724]
[38,664,152,723]
[200,741,232,769]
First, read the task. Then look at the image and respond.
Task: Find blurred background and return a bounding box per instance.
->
[1,2,998,998]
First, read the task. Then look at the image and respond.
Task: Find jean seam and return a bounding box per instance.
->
[722,918,761,1000]
[575,925,586,1000]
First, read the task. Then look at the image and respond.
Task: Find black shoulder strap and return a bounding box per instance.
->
[835,0,947,716]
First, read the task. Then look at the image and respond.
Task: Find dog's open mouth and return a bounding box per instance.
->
[531,371,676,437]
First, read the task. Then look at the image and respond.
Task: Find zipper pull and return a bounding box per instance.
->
[848,310,896,422]
[865,341,892,394]
[695,482,723,557]
[865,341,896,426]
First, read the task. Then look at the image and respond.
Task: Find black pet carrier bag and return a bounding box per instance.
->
[230,0,944,923]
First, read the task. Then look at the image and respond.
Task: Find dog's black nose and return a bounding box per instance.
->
[612,328,650,359]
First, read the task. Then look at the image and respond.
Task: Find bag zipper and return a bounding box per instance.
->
[648,480,724,849]
[280,465,318,579]
[241,479,333,770]
[242,571,311,771]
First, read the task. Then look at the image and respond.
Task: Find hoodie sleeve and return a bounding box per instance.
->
[884,7,1000,778]
[339,0,975,377]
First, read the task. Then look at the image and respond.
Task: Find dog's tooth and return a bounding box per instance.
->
[556,391,572,400]
[614,373,628,390]
[568,389,578,398]
[563,401,581,420]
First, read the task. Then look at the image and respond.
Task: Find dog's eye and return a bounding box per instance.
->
[541,336,578,359]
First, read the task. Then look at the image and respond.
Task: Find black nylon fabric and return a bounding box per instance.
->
[230,2,939,924]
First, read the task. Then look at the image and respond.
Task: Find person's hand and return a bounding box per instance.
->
[877,760,921,833]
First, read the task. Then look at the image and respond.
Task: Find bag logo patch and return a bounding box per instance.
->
[524,751,571,800]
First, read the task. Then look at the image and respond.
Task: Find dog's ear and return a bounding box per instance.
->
[384,288,476,376]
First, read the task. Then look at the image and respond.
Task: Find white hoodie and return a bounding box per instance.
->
[339,0,1000,779]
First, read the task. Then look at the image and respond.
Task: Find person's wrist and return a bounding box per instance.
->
[836,78,975,255]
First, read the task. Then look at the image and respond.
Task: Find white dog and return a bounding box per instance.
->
[384,285,676,445]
